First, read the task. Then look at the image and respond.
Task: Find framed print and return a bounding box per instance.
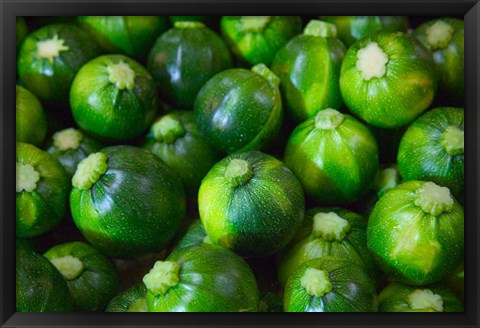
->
[1,0,479,327]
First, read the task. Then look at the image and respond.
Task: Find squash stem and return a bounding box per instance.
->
[50,255,84,281]
[408,289,444,312]
[314,108,344,130]
[72,152,108,190]
[240,16,272,32]
[356,42,389,81]
[174,21,206,29]
[300,268,332,297]
[107,61,136,90]
[16,162,40,193]
[251,64,280,88]
[440,126,464,156]
[143,261,181,297]
[414,182,454,216]
[36,34,69,64]
[372,165,401,198]
[312,212,351,241]
[53,128,84,151]
[152,115,186,144]
[425,20,454,50]
[225,159,253,187]
[303,20,337,38]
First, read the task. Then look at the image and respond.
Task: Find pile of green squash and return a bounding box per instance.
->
[15,15,465,313]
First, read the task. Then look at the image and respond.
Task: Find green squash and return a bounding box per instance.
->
[16,239,74,312]
[284,257,378,312]
[142,110,221,196]
[271,20,346,122]
[194,64,283,154]
[397,107,464,203]
[17,23,100,103]
[70,145,186,258]
[16,142,70,238]
[378,282,463,312]
[284,108,379,205]
[44,241,119,311]
[278,207,378,288]
[16,85,48,147]
[70,54,158,141]
[144,244,260,312]
[198,151,305,257]
[325,16,408,47]
[413,18,464,100]
[174,219,211,251]
[16,17,28,50]
[169,16,214,24]
[221,16,302,66]
[147,21,232,108]
[105,283,148,312]
[46,128,104,177]
[78,16,169,60]
[367,180,464,285]
[340,31,437,128]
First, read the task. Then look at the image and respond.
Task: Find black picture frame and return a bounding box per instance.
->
[1,0,479,327]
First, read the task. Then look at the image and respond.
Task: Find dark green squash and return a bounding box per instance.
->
[16,85,48,147]
[105,283,148,312]
[174,219,211,251]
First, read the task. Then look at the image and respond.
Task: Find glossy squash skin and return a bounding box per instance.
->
[46,128,104,177]
[142,110,222,196]
[367,181,464,285]
[271,20,346,122]
[284,257,378,312]
[413,18,464,100]
[174,219,210,251]
[77,16,169,60]
[378,282,463,312]
[16,85,48,147]
[340,32,437,128]
[44,241,119,311]
[278,207,378,288]
[397,107,464,203]
[16,240,74,312]
[105,283,148,312]
[198,151,305,257]
[17,23,100,103]
[145,244,260,312]
[194,65,283,154]
[147,22,232,108]
[16,142,70,238]
[70,145,186,258]
[70,54,158,141]
[284,108,379,205]
[221,16,302,66]
[325,16,408,47]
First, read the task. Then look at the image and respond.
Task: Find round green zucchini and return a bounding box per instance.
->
[367,180,464,285]
[174,219,211,251]
[16,142,70,238]
[70,145,186,258]
[198,151,305,257]
[378,282,463,312]
[16,85,48,147]
[194,64,283,154]
[144,243,260,312]
[17,23,100,103]
[271,20,346,122]
[284,108,379,205]
[44,241,119,311]
[70,54,158,141]
[105,283,148,312]
[340,31,437,128]
[147,21,232,108]
[397,107,464,203]
[284,257,378,312]
[221,16,302,66]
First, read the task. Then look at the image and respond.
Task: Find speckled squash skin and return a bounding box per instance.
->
[18,24,100,103]
[105,283,147,312]
[70,146,186,258]
[78,16,169,60]
[413,18,464,100]
[397,107,464,203]
[340,32,437,128]
[278,207,378,287]
[378,282,463,312]
[70,54,158,141]
[44,242,120,311]
[284,110,379,205]
[147,22,232,108]
[221,16,302,66]
[284,257,378,312]
[198,151,305,257]
[325,16,408,47]
[174,219,210,251]
[16,85,48,147]
[194,67,283,154]
[367,181,464,285]
[16,143,70,238]
[16,240,74,312]
[145,244,260,312]
[271,23,346,122]
[142,110,222,196]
